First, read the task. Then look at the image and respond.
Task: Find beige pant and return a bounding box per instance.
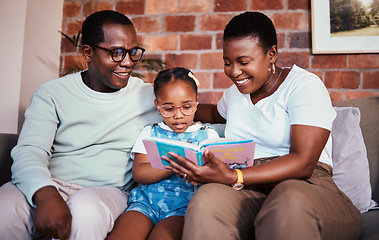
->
[0,180,128,240]
[183,161,362,240]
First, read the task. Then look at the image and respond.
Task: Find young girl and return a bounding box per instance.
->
[107,67,219,240]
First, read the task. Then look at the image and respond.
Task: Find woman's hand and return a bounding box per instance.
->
[163,150,236,186]
[164,124,330,187]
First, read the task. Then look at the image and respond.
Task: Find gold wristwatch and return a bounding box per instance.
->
[232,169,244,190]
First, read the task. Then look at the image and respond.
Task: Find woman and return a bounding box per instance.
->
[163,11,361,240]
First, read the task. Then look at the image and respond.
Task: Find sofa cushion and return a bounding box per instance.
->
[333,96,379,204]
[331,107,376,213]
[361,210,379,240]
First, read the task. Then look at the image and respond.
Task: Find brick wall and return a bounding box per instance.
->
[61,0,379,104]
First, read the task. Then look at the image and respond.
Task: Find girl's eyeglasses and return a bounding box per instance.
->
[92,45,145,62]
[157,102,198,117]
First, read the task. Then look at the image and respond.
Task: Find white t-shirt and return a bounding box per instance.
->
[131,122,220,158]
[217,65,336,166]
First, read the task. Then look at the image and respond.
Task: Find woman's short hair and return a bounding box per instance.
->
[223,11,277,53]
[81,10,134,47]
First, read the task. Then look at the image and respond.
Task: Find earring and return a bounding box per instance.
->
[272,63,275,74]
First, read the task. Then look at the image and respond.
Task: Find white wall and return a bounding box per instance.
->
[0,0,63,134]
[0,0,27,134]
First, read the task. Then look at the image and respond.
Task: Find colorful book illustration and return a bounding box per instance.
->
[142,137,256,170]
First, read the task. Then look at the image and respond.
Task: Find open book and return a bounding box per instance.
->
[142,137,256,170]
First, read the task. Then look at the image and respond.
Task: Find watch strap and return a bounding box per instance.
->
[235,169,243,184]
[232,169,244,190]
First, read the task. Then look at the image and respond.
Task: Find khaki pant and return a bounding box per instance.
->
[183,160,361,240]
[0,180,128,240]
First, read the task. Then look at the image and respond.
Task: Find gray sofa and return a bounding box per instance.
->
[333,96,379,240]
[0,96,378,239]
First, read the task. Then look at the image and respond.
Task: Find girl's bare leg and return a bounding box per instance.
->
[148,216,184,240]
[107,211,154,240]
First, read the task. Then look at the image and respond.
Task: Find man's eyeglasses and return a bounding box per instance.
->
[157,102,198,118]
[92,45,145,62]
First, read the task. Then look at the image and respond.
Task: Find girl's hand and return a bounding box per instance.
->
[163,150,236,186]
[133,153,173,184]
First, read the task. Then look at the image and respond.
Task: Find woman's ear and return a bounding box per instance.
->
[268,45,278,64]
[81,45,92,63]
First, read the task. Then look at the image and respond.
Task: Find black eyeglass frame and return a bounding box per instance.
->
[92,45,145,62]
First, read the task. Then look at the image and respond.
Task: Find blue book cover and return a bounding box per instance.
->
[143,137,256,170]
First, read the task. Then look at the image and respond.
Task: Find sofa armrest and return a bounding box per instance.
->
[0,134,18,186]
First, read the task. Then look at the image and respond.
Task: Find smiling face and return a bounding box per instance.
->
[82,22,138,93]
[223,37,277,95]
[154,81,198,133]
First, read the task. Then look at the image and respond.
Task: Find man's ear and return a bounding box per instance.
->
[81,45,92,63]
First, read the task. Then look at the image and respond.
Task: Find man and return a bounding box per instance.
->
[0,10,160,240]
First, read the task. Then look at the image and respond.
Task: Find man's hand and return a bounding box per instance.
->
[33,186,72,240]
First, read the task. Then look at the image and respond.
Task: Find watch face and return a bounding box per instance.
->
[233,183,244,190]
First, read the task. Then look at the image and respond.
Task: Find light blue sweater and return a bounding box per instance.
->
[11,72,161,206]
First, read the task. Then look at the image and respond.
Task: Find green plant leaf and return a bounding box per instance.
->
[59,31,81,48]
